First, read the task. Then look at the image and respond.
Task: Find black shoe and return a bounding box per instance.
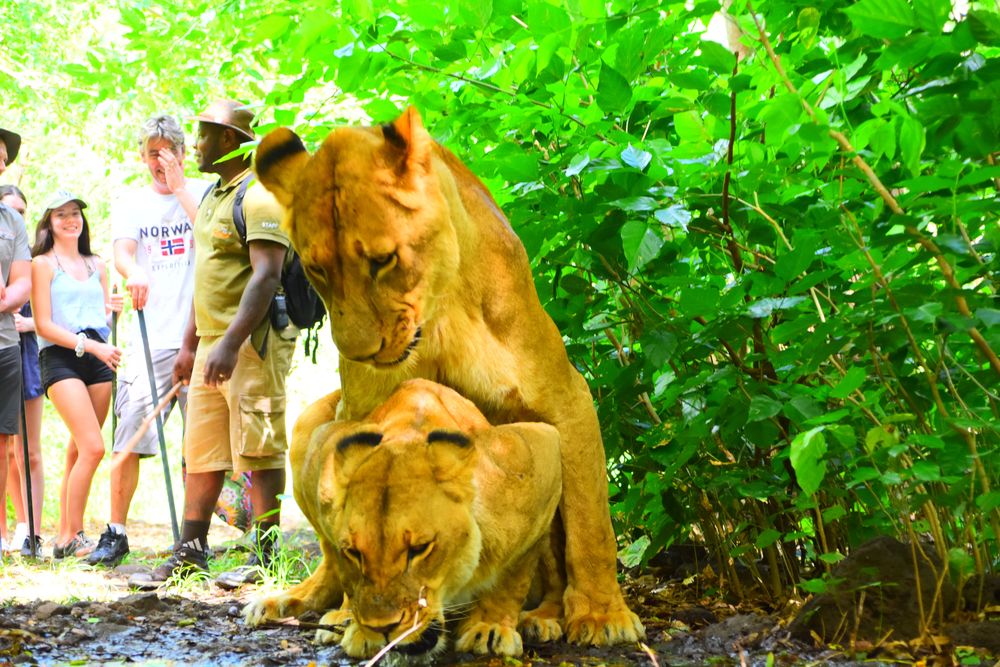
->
[216,526,279,590]
[86,526,130,567]
[53,532,95,559]
[20,535,43,558]
[128,545,209,590]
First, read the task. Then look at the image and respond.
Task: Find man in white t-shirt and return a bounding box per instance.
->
[88,115,211,566]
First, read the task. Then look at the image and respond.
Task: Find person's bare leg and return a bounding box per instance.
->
[11,396,44,534]
[0,435,9,540]
[249,467,285,525]
[183,471,227,524]
[109,453,140,526]
[49,380,110,541]
[58,439,77,544]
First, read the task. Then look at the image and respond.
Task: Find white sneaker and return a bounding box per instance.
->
[9,524,28,552]
[0,536,9,552]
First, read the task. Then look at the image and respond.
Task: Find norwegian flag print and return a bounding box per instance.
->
[160,237,186,256]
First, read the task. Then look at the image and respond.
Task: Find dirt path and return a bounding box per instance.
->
[0,522,970,666]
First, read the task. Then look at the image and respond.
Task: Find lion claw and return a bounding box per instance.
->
[456,621,523,656]
[243,594,304,627]
[564,609,645,646]
[519,607,563,642]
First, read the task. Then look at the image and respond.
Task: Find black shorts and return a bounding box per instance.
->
[0,345,23,435]
[39,330,114,395]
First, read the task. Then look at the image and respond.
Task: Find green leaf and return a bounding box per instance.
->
[697,39,736,74]
[620,144,651,170]
[460,0,493,28]
[748,395,783,422]
[565,151,590,177]
[654,205,692,231]
[747,296,806,319]
[968,10,1000,45]
[818,552,846,564]
[643,330,677,367]
[621,221,664,271]
[914,0,950,34]
[830,366,865,399]
[755,529,782,548]
[342,0,375,22]
[844,0,917,39]
[899,115,926,176]
[597,64,632,113]
[612,196,657,212]
[618,535,651,568]
[799,577,829,594]
[790,427,827,496]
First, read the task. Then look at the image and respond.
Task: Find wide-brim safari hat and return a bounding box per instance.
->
[191,100,255,141]
[45,190,88,211]
[0,127,22,164]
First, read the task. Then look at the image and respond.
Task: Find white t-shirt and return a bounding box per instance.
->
[111,179,211,350]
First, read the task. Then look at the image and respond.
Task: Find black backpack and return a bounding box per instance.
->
[205,176,327,357]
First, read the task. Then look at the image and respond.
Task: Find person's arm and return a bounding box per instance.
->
[172,299,199,386]
[0,260,30,313]
[99,258,123,323]
[32,257,121,370]
[113,238,149,310]
[160,150,199,223]
[201,239,285,387]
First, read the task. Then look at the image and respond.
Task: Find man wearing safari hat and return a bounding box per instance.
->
[0,125,32,561]
[130,101,295,589]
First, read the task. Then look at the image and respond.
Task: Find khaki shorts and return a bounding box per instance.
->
[184,332,295,474]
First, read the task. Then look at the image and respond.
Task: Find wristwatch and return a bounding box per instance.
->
[75,332,87,358]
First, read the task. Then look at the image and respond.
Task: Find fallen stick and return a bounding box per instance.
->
[111,381,183,467]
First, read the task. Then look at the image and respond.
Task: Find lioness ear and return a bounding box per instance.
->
[255,127,310,207]
[427,430,476,482]
[333,431,384,481]
[385,106,433,173]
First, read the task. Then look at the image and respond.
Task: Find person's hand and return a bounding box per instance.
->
[172,343,197,386]
[125,268,150,311]
[13,313,34,333]
[158,150,186,194]
[88,340,123,372]
[0,284,6,312]
[203,339,239,388]
[108,290,124,314]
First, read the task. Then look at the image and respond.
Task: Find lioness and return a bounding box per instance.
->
[245,379,561,658]
[249,108,644,645]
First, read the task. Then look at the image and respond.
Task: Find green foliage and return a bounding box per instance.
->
[3,0,998,599]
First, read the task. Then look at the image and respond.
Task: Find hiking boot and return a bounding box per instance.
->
[53,532,95,559]
[20,535,43,559]
[128,545,209,590]
[215,527,279,590]
[86,526,130,566]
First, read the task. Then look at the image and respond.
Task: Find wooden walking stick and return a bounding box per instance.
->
[112,382,183,462]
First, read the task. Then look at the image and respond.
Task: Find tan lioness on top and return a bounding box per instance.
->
[246,379,562,658]
[248,107,644,645]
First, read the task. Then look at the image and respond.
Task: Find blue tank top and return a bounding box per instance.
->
[38,258,111,350]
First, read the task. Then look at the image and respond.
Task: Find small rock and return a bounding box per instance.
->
[947,621,1000,653]
[699,613,774,653]
[35,602,70,620]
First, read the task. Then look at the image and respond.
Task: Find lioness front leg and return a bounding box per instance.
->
[456,550,539,656]
[244,554,344,626]
[555,374,645,645]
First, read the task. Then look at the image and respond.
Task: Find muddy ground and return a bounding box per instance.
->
[1,523,996,666]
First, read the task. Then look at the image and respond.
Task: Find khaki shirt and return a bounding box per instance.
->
[193,170,289,337]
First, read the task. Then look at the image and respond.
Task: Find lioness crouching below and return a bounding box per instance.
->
[251,107,644,645]
[244,379,562,658]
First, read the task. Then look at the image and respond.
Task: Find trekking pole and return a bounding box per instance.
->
[18,353,37,558]
[111,284,118,437]
[137,309,180,544]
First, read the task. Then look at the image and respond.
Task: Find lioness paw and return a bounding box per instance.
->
[519,606,563,643]
[456,622,523,656]
[243,594,304,626]
[564,609,645,646]
[340,623,384,658]
[315,608,351,646]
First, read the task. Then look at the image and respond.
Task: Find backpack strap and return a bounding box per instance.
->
[232,174,255,245]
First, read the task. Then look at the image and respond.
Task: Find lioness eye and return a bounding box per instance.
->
[344,547,362,565]
[407,542,432,563]
[369,252,397,279]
